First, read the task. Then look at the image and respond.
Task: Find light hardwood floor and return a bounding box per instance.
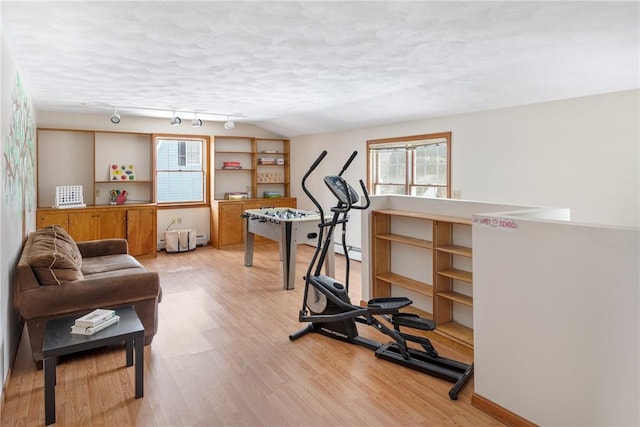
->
[1,243,503,426]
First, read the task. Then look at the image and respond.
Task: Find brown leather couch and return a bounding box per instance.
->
[16,225,161,368]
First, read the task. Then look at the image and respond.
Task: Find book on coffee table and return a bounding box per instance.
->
[75,308,116,327]
[71,315,120,335]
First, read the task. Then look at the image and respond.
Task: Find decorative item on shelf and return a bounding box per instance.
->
[263,191,282,198]
[260,150,279,154]
[276,158,285,165]
[224,192,249,200]
[258,158,276,165]
[110,189,128,205]
[257,172,284,183]
[53,185,86,208]
[222,161,242,169]
[110,164,135,181]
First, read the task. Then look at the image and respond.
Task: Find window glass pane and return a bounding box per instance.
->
[156,171,204,203]
[411,186,447,198]
[414,143,447,186]
[376,184,406,195]
[377,150,406,184]
[155,138,205,203]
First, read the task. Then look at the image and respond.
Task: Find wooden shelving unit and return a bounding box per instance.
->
[371,209,474,348]
[433,218,473,347]
[212,136,290,200]
[210,136,294,248]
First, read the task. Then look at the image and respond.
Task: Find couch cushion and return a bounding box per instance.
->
[27,225,83,285]
[81,254,144,276]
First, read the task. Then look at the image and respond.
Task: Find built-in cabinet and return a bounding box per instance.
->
[212,136,290,200]
[210,197,296,248]
[37,128,156,257]
[36,204,157,257]
[37,129,154,207]
[371,209,474,348]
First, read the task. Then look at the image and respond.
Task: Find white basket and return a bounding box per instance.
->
[165,229,197,253]
[54,185,86,208]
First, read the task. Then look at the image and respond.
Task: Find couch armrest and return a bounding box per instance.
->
[18,271,160,319]
[77,239,128,258]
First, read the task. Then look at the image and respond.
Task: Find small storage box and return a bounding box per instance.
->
[224,192,248,200]
[164,229,197,253]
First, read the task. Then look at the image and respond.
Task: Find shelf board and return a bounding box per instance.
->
[376,272,432,297]
[435,322,474,347]
[436,244,472,257]
[216,168,253,171]
[373,209,472,225]
[437,291,473,306]
[437,268,473,283]
[95,180,151,183]
[376,233,433,249]
[215,150,252,154]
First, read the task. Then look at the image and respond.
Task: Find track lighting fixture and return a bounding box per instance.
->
[103,105,243,126]
[170,112,182,126]
[110,107,121,124]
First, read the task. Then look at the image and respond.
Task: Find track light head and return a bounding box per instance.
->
[191,114,203,127]
[110,108,121,124]
[170,113,181,126]
[224,119,235,130]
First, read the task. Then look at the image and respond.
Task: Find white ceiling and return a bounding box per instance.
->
[2,1,639,137]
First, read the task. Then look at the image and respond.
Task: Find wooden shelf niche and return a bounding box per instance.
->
[371,210,435,318]
[371,209,474,348]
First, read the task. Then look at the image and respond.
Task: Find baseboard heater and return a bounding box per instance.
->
[333,243,362,261]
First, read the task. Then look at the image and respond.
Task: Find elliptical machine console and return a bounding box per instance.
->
[289,150,473,400]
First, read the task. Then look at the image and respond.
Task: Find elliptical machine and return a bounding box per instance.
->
[289,150,473,400]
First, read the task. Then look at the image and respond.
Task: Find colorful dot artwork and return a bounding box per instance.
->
[110,164,135,181]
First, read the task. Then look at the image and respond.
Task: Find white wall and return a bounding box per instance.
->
[473,211,639,425]
[361,195,639,424]
[36,111,283,245]
[290,90,640,249]
[1,34,37,393]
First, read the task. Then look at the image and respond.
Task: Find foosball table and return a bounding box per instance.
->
[243,207,335,290]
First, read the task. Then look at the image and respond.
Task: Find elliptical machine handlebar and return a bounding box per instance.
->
[338,151,358,177]
[302,150,328,218]
[355,179,371,210]
[308,150,328,173]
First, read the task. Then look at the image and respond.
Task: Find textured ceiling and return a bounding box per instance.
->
[2,1,639,137]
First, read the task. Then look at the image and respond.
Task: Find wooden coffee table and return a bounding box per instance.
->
[42,305,144,425]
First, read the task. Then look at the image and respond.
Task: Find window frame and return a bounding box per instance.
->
[367,132,451,199]
[153,134,210,208]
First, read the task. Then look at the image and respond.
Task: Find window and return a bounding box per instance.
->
[155,137,208,204]
[367,132,451,198]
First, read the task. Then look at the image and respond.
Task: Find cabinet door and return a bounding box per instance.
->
[97,210,127,240]
[68,211,99,242]
[37,212,69,231]
[126,208,156,256]
[218,203,244,247]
